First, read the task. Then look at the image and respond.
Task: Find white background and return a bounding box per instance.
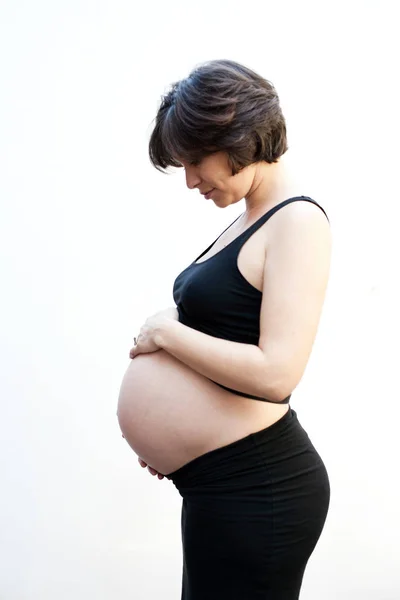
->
[1,1,399,598]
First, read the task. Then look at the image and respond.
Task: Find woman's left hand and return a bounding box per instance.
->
[129,306,179,359]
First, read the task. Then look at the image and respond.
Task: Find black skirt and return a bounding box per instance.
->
[165,407,330,600]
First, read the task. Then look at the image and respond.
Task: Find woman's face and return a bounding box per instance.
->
[178,151,256,207]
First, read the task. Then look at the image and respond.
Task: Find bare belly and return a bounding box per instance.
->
[117,349,289,475]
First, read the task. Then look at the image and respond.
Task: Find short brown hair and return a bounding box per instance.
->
[148,59,288,175]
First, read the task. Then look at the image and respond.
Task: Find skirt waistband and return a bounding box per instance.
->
[165,407,312,492]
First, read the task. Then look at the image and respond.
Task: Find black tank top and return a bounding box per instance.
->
[172,196,329,404]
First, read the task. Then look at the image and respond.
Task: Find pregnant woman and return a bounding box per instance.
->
[117,59,332,599]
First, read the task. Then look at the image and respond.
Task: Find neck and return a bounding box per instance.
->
[244,154,300,219]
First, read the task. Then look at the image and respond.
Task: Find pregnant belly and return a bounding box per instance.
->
[116,349,288,475]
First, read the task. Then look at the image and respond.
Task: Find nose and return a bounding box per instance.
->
[184,166,201,190]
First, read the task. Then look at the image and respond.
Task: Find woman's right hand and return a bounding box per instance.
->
[138,456,164,480]
[121,432,164,479]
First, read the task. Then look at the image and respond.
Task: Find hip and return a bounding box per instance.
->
[166,407,330,511]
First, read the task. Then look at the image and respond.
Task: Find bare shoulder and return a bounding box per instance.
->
[266,198,331,249]
[268,197,330,227]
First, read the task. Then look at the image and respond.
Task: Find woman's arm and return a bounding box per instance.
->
[156,320,273,398]
[156,201,331,402]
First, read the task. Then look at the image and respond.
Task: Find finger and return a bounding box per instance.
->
[157,474,164,480]
[149,467,161,476]
[138,458,147,467]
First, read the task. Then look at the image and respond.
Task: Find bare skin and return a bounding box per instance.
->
[121,432,164,478]
[117,216,289,475]
[117,152,331,478]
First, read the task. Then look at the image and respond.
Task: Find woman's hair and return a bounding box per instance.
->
[148,59,288,175]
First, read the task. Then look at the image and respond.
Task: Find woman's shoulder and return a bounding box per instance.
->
[264,196,332,258]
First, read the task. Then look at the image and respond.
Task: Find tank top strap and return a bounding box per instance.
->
[193,196,329,263]
[233,196,329,247]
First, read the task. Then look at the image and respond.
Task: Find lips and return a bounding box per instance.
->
[201,188,215,199]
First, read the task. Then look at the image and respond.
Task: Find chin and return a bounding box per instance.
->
[211,194,228,206]
[217,199,234,208]
[214,199,226,208]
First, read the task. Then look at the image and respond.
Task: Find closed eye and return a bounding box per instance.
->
[177,157,202,168]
